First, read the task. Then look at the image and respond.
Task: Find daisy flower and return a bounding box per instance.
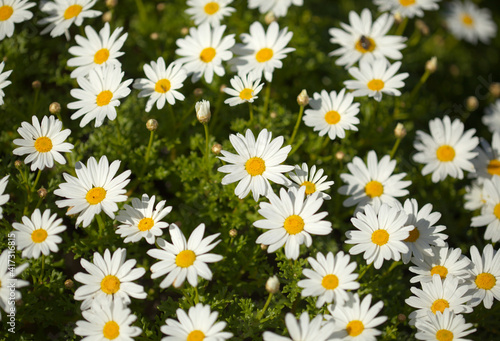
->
[264,312,334,341]
[0,249,29,314]
[0,175,9,219]
[415,309,476,341]
[133,57,187,112]
[470,132,500,182]
[347,203,413,269]
[161,303,233,340]
[405,275,473,325]
[255,186,332,260]
[303,89,360,140]
[464,180,485,211]
[223,71,264,106]
[413,115,479,183]
[175,23,235,84]
[67,22,128,79]
[74,248,147,311]
[401,198,448,264]
[147,223,222,288]
[68,64,133,128]
[471,176,500,242]
[12,209,66,259]
[288,163,334,200]
[39,0,101,39]
[326,293,387,340]
[54,155,131,228]
[248,0,303,18]
[344,59,409,102]
[74,298,142,340]
[297,251,359,308]
[12,115,73,171]
[116,194,172,244]
[185,0,235,27]
[0,61,12,105]
[483,99,500,133]
[0,0,36,41]
[409,245,471,284]
[374,0,440,19]
[467,244,500,309]
[338,150,411,211]
[328,8,406,68]
[445,0,497,45]
[232,21,295,82]
[217,128,294,201]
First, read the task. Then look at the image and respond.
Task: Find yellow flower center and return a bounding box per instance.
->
[355,36,376,53]
[346,320,364,337]
[245,157,266,176]
[187,330,205,341]
[0,6,13,21]
[283,215,305,235]
[103,320,120,340]
[301,181,316,195]
[364,180,384,198]
[494,203,500,220]
[371,229,389,246]
[475,272,496,290]
[404,227,420,243]
[64,4,83,20]
[34,136,53,153]
[155,79,171,93]
[86,187,107,205]
[256,48,274,63]
[436,145,455,162]
[367,79,385,91]
[203,2,219,15]
[100,275,121,295]
[431,299,449,314]
[31,229,48,243]
[239,88,254,100]
[399,0,416,6]
[96,90,113,107]
[138,217,154,231]
[94,48,110,64]
[436,329,453,341]
[200,47,216,63]
[461,14,474,26]
[324,110,341,125]
[487,159,500,175]
[176,250,196,268]
[321,274,339,290]
[430,265,448,279]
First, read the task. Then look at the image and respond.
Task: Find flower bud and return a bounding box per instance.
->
[196,100,211,124]
[466,96,478,111]
[219,84,227,93]
[157,3,166,11]
[106,0,118,8]
[265,11,276,25]
[146,119,158,131]
[32,80,41,89]
[415,19,430,35]
[150,32,159,40]
[265,275,280,294]
[229,229,237,238]
[212,143,222,155]
[64,279,74,289]
[393,12,403,25]
[260,244,268,250]
[489,83,500,98]
[180,27,189,36]
[335,151,345,161]
[49,102,61,115]
[397,313,406,322]
[193,88,203,97]
[425,56,437,73]
[37,187,48,198]
[102,11,112,22]
[270,111,277,119]
[297,89,309,106]
[14,160,23,168]
[394,123,407,139]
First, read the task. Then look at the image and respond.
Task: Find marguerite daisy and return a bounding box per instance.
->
[467,244,500,309]
[263,312,334,341]
[13,115,74,171]
[415,309,476,341]
[288,163,334,200]
[470,132,500,182]
[0,175,9,219]
[185,0,235,27]
[471,176,500,242]
[0,249,29,315]
[0,0,36,41]
[464,180,485,211]
[374,0,440,19]
[223,72,264,106]
[54,155,131,228]
[248,0,303,18]
[482,99,500,133]
[0,61,12,105]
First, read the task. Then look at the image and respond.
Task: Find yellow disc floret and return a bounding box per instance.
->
[0,6,14,21]
[283,215,305,235]
[94,48,110,64]
[187,330,205,341]
[404,227,420,243]
[346,320,364,337]
[100,275,121,295]
[245,157,266,176]
[436,145,455,162]
[155,79,171,93]
[367,79,384,91]
[176,250,196,268]
[461,14,474,26]
[475,272,496,290]
[103,320,120,340]
[399,0,416,6]
[34,137,53,153]
[487,159,500,175]
[200,47,216,63]
[430,265,448,279]
[256,48,273,63]
[321,274,339,290]
[431,299,449,314]
[355,36,376,53]
[31,229,48,243]
[64,5,83,20]
[239,88,253,100]
[371,229,389,246]
[96,90,113,107]
[301,181,316,195]
[204,2,219,15]
[436,329,453,341]
[365,180,384,198]
[138,218,155,231]
[324,110,341,125]
[86,187,107,205]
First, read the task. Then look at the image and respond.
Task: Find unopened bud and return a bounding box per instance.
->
[157,3,166,11]
[260,244,268,250]
[146,119,158,131]
[425,56,437,73]
[14,160,23,168]
[393,12,403,25]
[195,100,211,124]
[397,313,406,322]
[335,151,345,161]
[49,102,61,115]
[102,11,112,22]
[220,84,227,93]
[466,96,479,111]
[297,89,309,106]
[489,83,500,98]
[180,27,189,36]
[265,275,280,294]
[106,0,118,8]
[264,11,276,25]
[64,279,74,289]
[32,80,41,89]
[212,143,222,155]
[270,111,277,119]
[37,187,47,198]
[449,65,460,77]
[193,88,203,97]
[394,123,407,139]
[415,19,430,35]
[150,32,159,40]
[229,229,237,238]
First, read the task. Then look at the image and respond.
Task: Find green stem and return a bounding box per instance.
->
[168,103,177,127]
[204,123,210,170]
[134,0,147,22]
[263,82,272,115]
[410,70,431,100]
[288,105,305,146]
[389,138,401,159]
[248,102,254,125]
[96,213,106,238]
[395,17,408,36]
[144,130,155,165]
[194,286,200,304]
[32,89,40,116]
[39,255,45,284]
[114,117,123,145]
[32,169,42,191]
[357,262,372,281]
[256,293,273,321]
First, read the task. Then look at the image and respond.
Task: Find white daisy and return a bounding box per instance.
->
[483,99,500,133]
[217,128,294,201]
[248,0,303,18]
[147,223,222,288]
[470,132,500,182]
[374,0,441,19]
[288,163,335,200]
[54,155,131,228]
[415,309,476,341]
[0,249,29,314]
[232,21,295,82]
[328,8,406,68]
[409,245,471,284]
[223,71,264,106]
[0,0,36,41]
[303,89,360,140]
[133,57,187,112]
[116,194,172,245]
[413,115,479,183]
[12,115,74,171]
[12,209,66,259]
[297,251,359,308]
[0,61,12,105]
[67,22,128,79]
[39,0,101,39]
[344,59,409,102]
[74,248,147,311]
[254,186,332,260]
[263,312,334,341]
[405,275,473,325]
[338,150,411,211]
[0,175,9,219]
[161,303,233,340]
[185,0,235,27]
[347,203,412,269]
[68,64,133,128]
[467,244,500,309]
[74,298,142,340]
[326,293,387,340]
[175,22,235,84]
[464,180,485,211]
[445,0,497,45]
[471,176,500,242]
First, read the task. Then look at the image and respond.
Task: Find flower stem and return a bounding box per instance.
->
[395,17,408,36]
[39,254,45,284]
[248,102,254,125]
[357,262,372,281]
[194,286,200,304]
[204,123,210,170]
[134,0,147,22]
[144,130,155,165]
[263,82,272,115]
[256,292,273,321]
[114,117,123,145]
[410,69,431,100]
[289,105,305,146]
[96,213,106,238]
[389,138,402,159]
[32,169,42,191]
